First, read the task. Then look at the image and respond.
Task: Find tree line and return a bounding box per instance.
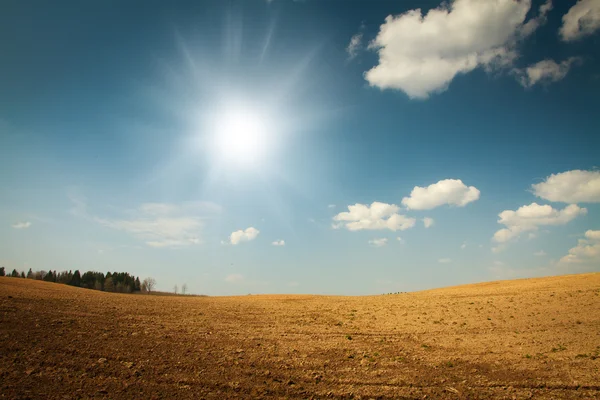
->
[0,266,156,293]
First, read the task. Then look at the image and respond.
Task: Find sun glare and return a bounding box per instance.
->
[210,106,271,167]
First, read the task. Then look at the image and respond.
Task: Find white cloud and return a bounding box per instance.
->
[438,258,452,264]
[560,0,600,42]
[492,203,587,244]
[422,217,435,228]
[368,238,388,247]
[225,273,244,283]
[397,236,405,244]
[532,170,600,203]
[528,232,538,240]
[333,202,416,232]
[364,0,551,99]
[68,193,220,248]
[11,221,31,229]
[271,239,285,246]
[346,33,363,60]
[402,179,480,210]
[515,58,581,87]
[560,230,600,264]
[328,204,336,209]
[461,242,467,250]
[534,250,547,256]
[230,227,260,245]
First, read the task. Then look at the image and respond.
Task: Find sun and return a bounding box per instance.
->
[210,107,271,167]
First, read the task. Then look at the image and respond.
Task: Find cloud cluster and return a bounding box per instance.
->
[493,203,587,244]
[560,0,600,42]
[368,238,388,247]
[230,227,260,245]
[364,0,551,98]
[11,221,31,229]
[560,230,600,264]
[402,179,480,210]
[68,193,219,248]
[515,57,581,87]
[271,239,285,246]
[333,202,416,231]
[532,170,600,203]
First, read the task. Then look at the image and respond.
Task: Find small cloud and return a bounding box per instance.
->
[368,238,388,247]
[492,203,587,247]
[346,32,363,60]
[333,202,416,232]
[528,232,537,240]
[460,242,467,250]
[229,227,260,245]
[532,170,600,203]
[225,273,243,283]
[396,236,405,244]
[534,250,547,256]
[402,179,480,210]
[515,58,582,88]
[423,217,434,228]
[271,239,285,246]
[493,260,504,266]
[11,221,31,229]
[438,258,452,264]
[328,204,336,209]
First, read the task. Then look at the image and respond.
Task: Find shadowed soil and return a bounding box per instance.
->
[1,273,599,399]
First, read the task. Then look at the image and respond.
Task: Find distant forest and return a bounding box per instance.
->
[0,266,156,293]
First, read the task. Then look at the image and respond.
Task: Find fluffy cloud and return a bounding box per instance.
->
[515,58,581,87]
[493,203,587,243]
[225,273,244,283]
[532,170,600,203]
[461,242,467,249]
[422,217,435,228]
[271,239,285,246]
[11,221,31,229]
[364,0,551,98]
[346,33,363,60]
[438,258,452,263]
[368,238,388,247]
[560,0,600,42]
[333,202,416,231]
[560,230,600,264]
[230,227,260,245]
[402,179,480,210]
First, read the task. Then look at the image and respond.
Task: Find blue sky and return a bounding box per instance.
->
[1,0,599,295]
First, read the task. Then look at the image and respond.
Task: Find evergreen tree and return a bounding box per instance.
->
[0,267,4,276]
[20,271,25,278]
[43,270,54,281]
[27,268,33,279]
[11,269,19,277]
[70,270,81,287]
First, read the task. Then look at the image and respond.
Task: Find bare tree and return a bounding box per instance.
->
[142,277,156,293]
[181,283,187,295]
[173,285,178,294]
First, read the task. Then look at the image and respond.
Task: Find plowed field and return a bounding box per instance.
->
[1,273,599,399]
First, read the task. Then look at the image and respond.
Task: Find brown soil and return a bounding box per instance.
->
[1,273,599,399]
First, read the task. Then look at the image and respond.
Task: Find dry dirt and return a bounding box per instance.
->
[1,273,599,399]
